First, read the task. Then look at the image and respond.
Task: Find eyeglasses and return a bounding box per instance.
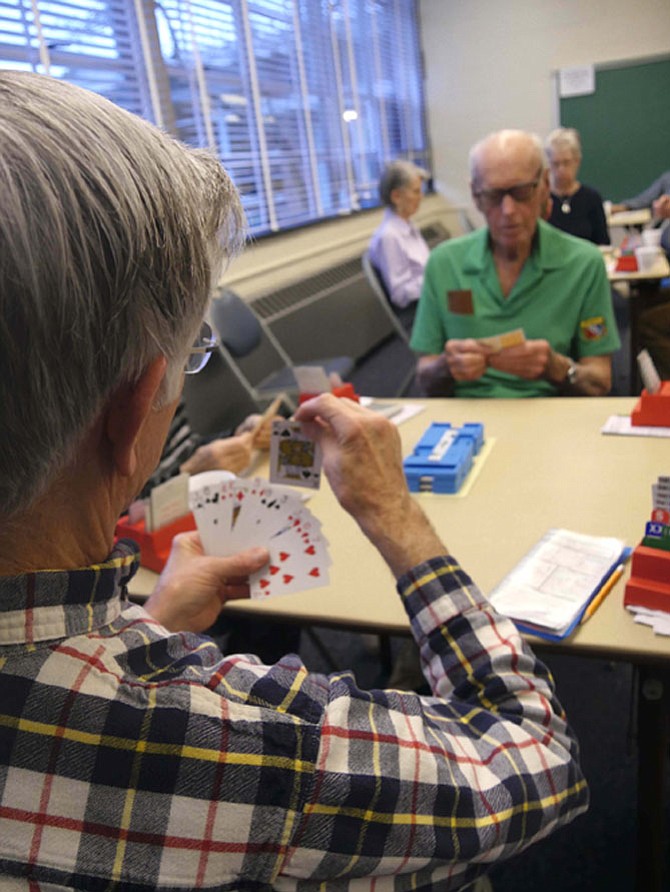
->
[185,320,218,375]
[473,173,542,210]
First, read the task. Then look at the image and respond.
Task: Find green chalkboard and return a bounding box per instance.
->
[560,55,670,204]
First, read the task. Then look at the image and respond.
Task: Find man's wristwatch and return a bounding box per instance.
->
[565,361,578,386]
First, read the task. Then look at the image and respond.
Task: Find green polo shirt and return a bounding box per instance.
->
[410,219,620,398]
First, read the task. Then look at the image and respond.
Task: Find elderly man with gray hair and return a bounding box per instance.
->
[412,129,620,398]
[368,159,430,309]
[0,77,588,891]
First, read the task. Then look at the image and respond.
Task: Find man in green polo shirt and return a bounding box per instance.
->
[411,129,620,398]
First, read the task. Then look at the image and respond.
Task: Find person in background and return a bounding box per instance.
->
[368,159,430,309]
[0,73,588,891]
[411,129,620,398]
[611,168,670,257]
[140,399,274,495]
[611,171,670,382]
[545,127,610,245]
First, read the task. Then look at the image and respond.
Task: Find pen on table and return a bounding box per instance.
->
[581,564,626,623]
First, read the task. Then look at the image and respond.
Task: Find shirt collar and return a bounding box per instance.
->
[462,219,564,272]
[384,207,417,235]
[0,539,141,646]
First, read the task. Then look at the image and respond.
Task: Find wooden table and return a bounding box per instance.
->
[607,208,652,230]
[131,397,669,891]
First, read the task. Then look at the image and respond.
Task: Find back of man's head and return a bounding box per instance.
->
[0,72,244,518]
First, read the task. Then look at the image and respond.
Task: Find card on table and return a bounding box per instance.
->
[148,473,190,532]
[269,420,323,490]
[477,328,526,352]
[293,365,331,395]
[189,476,330,599]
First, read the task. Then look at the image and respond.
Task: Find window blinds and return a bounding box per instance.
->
[0,0,429,235]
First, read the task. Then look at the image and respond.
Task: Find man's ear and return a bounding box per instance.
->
[470,182,482,213]
[104,355,168,478]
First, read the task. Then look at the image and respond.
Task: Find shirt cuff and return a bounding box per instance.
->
[396,554,488,631]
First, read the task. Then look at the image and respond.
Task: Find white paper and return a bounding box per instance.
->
[601,415,670,438]
[628,605,670,635]
[360,397,425,427]
[559,65,595,98]
[489,528,625,636]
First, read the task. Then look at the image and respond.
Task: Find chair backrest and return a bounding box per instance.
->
[181,347,260,437]
[210,288,262,357]
[361,251,391,303]
[361,251,411,343]
[362,250,391,302]
[210,288,295,390]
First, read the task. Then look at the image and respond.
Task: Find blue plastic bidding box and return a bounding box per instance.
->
[403,422,484,494]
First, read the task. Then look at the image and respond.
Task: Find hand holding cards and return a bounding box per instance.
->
[189,476,330,599]
[477,328,526,352]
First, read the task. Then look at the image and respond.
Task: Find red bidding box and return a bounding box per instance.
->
[298,383,359,404]
[115,513,197,573]
[615,254,638,272]
[630,382,670,427]
[624,544,670,612]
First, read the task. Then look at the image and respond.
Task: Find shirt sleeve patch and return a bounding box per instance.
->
[580,316,607,341]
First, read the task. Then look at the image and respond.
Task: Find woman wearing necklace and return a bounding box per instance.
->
[545,128,610,245]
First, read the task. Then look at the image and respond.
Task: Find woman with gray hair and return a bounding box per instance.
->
[545,127,609,244]
[368,159,430,309]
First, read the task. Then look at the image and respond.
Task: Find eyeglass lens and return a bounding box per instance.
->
[477,179,539,208]
[184,321,216,375]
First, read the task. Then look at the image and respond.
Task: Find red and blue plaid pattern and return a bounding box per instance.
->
[0,541,587,890]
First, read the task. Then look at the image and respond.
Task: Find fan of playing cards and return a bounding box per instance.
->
[189,475,331,599]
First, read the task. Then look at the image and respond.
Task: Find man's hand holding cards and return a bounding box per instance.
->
[445,330,525,382]
[190,475,330,599]
[477,328,526,352]
[481,330,564,382]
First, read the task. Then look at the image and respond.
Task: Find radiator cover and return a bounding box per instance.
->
[247,221,449,364]
[250,257,395,363]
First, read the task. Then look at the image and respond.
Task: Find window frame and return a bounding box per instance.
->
[0,0,431,237]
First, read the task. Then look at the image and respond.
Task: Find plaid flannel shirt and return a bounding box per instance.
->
[0,540,588,890]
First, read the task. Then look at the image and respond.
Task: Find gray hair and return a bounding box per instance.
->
[0,72,245,518]
[545,127,582,160]
[469,129,546,187]
[379,160,428,207]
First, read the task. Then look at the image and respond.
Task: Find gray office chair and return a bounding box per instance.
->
[361,252,417,396]
[210,288,354,408]
[181,345,262,438]
[361,251,415,342]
